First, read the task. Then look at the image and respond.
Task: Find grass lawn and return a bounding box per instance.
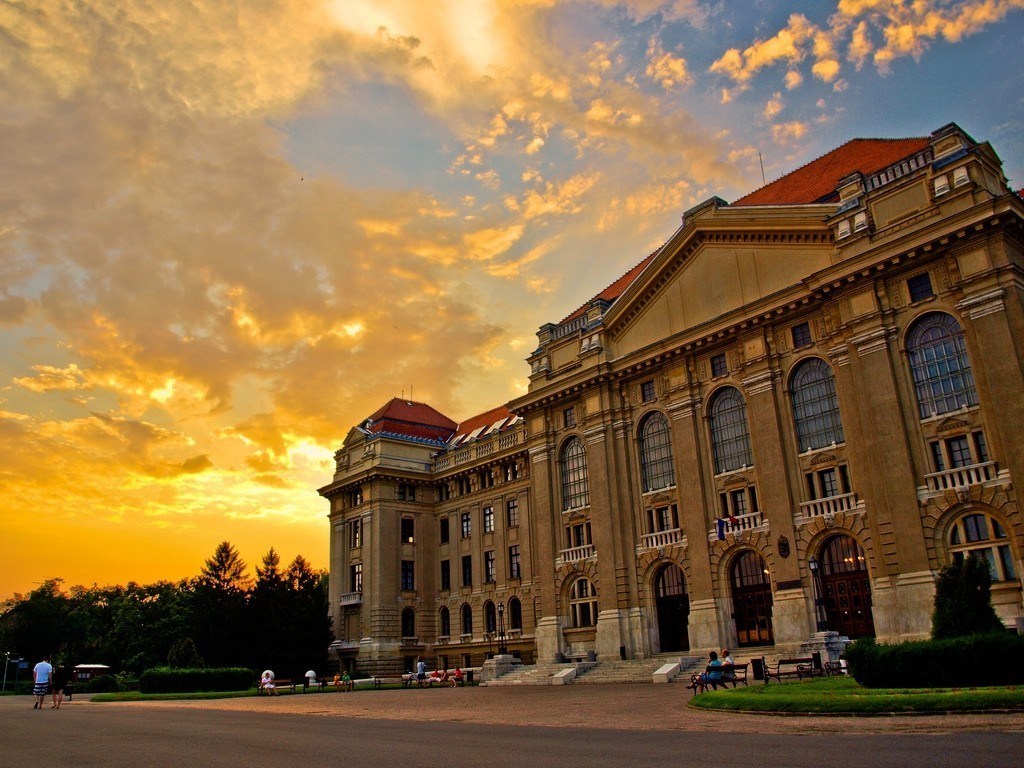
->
[687,676,1024,714]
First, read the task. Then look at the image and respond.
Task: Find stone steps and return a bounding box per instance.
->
[482,654,703,686]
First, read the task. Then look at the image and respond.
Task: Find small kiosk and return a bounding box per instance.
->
[69,663,111,699]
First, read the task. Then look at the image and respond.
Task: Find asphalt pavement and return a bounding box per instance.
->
[4,685,1023,768]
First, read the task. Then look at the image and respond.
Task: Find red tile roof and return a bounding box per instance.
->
[365,398,457,442]
[733,137,930,206]
[454,406,516,439]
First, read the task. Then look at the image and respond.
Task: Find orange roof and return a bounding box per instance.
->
[561,251,658,324]
[365,398,457,442]
[733,137,931,206]
[454,405,515,438]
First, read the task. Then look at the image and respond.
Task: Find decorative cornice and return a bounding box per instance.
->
[849,326,895,357]
[956,288,1006,319]
[740,369,777,396]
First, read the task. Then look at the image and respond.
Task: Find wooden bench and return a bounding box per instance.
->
[687,663,749,694]
[761,656,823,684]
[371,674,414,688]
[256,678,297,695]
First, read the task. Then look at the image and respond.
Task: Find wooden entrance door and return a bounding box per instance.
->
[820,535,874,638]
[731,550,773,647]
[654,564,689,652]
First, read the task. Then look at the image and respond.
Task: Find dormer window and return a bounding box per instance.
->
[853,212,868,232]
[952,166,969,187]
[933,175,950,196]
[837,220,851,239]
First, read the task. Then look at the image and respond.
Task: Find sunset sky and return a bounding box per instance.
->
[2,1,1023,601]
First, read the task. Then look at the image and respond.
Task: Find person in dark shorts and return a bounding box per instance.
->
[32,656,52,710]
[51,664,70,709]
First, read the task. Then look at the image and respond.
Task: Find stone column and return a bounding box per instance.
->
[667,395,719,651]
[741,368,809,647]
[526,434,561,662]
[845,325,933,641]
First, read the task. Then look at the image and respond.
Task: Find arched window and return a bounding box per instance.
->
[439,606,451,637]
[790,358,845,451]
[709,387,753,474]
[569,577,598,627]
[639,411,676,492]
[508,597,523,631]
[906,312,978,419]
[560,436,590,510]
[401,607,415,638]
[484,601,497,634]
[461,603,473,636]
[949,511,1017,582]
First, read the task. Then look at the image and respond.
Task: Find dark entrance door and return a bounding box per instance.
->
[654,564,689,652]
[819,535,874,638]
[731,550,773,647]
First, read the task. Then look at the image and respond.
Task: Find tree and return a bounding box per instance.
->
[200,541,250,592]
[167,637,204,668]
[932,555,1005,639]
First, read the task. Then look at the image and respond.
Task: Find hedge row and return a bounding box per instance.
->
[138,666,253,693]
[843,633,1024,688]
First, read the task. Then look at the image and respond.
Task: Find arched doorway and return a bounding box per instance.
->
[818,535,874,638]
[654,563,689,652]
[731,550,773,647]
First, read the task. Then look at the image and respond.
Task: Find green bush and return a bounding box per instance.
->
[84,674,121,693]
[138,666,253,693]
[844,633,1024,688]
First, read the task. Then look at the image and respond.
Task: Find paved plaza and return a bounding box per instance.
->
[4,685,1023,767]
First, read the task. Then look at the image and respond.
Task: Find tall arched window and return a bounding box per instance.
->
[484,600,497,633]
[906,312,978,419]
[569,577,598,627]
[709,387,753,474]
[401,607,415,638]
[439,606,451,637]
[639,411,676,492]
[948,511,1017,582]
[508,597,523,631]
[790,358,845,451]
[560,436,590,510]
[461,603,473,635]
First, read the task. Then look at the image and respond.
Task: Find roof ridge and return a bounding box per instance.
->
[558,249,660,325]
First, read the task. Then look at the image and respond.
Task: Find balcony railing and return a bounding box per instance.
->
[924,462,997,493]
[707,510,767,542]
[796,492,864,524]
[639,528,686,551]
[339,591,363,606]
[432,428,526,472]
[557,544,596,563]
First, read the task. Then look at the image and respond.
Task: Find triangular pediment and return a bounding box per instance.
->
[601,202,834,358]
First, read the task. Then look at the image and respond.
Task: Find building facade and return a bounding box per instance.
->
[319,123,1024,674]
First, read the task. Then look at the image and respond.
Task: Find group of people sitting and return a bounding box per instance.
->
[423,667,463,687]
[688,648,737,689]
[332,671,355,691]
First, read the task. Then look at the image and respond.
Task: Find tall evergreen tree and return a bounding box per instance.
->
[932,555,1005,639]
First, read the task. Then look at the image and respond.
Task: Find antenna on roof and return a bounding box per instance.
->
[758,151,766,186]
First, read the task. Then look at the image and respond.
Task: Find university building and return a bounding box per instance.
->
[318,123,1024,674]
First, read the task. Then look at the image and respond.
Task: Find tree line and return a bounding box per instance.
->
[0,542,332,681]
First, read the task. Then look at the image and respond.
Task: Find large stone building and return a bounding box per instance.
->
[318,123,1024,674]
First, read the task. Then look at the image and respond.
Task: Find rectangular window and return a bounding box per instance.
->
[711,353,728,378]
[350,563,362,593]
[791,322,812,349]
[818,468,839,498]
[397,483,416,502]
[440,560,450,591]
[439,484,451,501]
[400,517,415,544]
[348,487,363,507]
[838,464,851,494]
[748,485,759,513]
[930,441,946,472]
[349,519,362,549]
[482,506,494,533]
[952,166,969,187]
[506,498,519,528]
[853,211,868,231]
[484,550,496,583]
[973,431,989,463]
[729,488,748,517]
[508,545,521,579]
[933,175,950,196]
[641,379,656,402]
[947,435,972,468]
[504,462,519,482]
[805,472,817,501]
[567,522,591,548]
[439,517,450,544]
[907,272,934,302]
[458,477,471,495]
[480,470,494,489]
[461,555,473,588]
[461,511,471,538]
[563,407,576,428]
[401,560,415,591]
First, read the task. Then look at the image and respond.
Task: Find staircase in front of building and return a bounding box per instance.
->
[481,654,702,686]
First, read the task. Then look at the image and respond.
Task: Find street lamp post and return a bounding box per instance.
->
[497,602,507,655]
[2,652,9,693]
[808,556,827,631]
